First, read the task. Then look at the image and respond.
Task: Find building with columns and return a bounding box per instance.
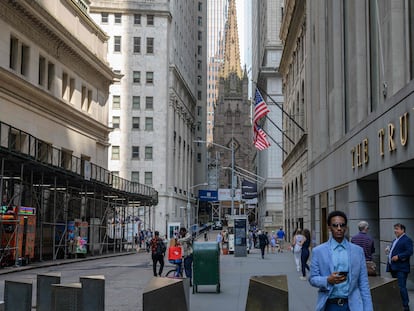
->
[281,0,414,285]
[251,0,285,231]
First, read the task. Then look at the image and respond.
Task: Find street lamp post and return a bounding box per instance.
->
[187,182,208,228]
[194,140,235,216]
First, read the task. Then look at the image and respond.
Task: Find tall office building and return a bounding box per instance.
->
[207,0,228,144]
[90,0,207,235]
[251,0,285,231]
[281,1,414,283]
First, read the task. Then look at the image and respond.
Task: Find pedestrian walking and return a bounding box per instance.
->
[300,228,311,280]
[270,232,277,253]
[258,230,269,259]
[150,231,165,277]
[309,210,373,311]
[276,227,285,252]
[178,227,193,286]
[351,220,376,276]
[292,228,304,272]
[385,223,413,311]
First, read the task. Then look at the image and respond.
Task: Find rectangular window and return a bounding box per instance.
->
[146,37,154,54]
[198,16,202,26]
[197,91,202,100]
[38,56,46,86]
[132,117,140,129]
[198,31,202,41]
[134,14,141,25]
[112,116,120,129]
[146,72,154,84]
[133,37,141,53]
[145,97,153,110]
[69,78,75,103]
[144,172,153,185]
[101,13,108,23]
[111,146,120,160]
[197,45,202,56]
[114,36,121,52]
[132,96,140,110]
[145,117,153,131]
[114,13,122,24]
[61,149,73,170]
[112,95,120,109]
[198,2,202,11]
[81,86,87,110]
[147,15,154,25]
[133,71,141,83]
[132,146,139,159]
[62,72,68,99]
[131,171,139,182]
[145,146,153,160]
[47,62,55,91]
[20,44,29,76]
[9,36,18,70]
[37,141,51,163]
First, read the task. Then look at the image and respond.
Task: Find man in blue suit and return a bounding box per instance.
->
[386,223,413,311]
[309,211,373,311]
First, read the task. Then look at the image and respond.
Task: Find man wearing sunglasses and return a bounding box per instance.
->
[309,211,373,311]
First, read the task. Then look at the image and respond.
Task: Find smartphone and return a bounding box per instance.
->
[338,271,348,277]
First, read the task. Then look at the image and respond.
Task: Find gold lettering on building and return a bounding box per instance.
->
[378,128,385,156]
[363,138,369,164]
[400,112,408,146]
[388,123,396,152]
[351,139,369,169]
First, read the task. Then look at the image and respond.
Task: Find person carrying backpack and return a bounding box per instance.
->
[150,231,166,276]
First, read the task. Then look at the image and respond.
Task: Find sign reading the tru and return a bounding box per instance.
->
[351,112,409,169]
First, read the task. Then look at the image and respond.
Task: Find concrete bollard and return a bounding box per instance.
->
[4,280,32,311]
[80,275,105,311]
[51,283,82,311]
[37,273,61,311]
[245,275,288,311]
[369,276,403,310]
[143,277,189,311]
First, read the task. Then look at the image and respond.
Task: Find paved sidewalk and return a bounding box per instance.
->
[190,246,317,310]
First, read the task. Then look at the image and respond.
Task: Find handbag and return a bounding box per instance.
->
[168,246,182,261]
[366,260,377,276]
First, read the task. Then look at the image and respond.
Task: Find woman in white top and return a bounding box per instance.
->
[292,228,305,272]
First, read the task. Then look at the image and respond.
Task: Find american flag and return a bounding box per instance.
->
[253,125,271,151]
[253,89,270,124]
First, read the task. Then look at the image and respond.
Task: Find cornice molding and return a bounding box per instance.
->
[1,1,115,85]
[0,68,110,144]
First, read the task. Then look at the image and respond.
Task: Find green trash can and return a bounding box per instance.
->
[192,242,220,293]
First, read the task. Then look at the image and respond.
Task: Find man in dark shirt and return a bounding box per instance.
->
[351,221,375,261]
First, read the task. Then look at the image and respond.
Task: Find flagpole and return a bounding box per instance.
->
[255,84,305,132]
[260,127,288,154]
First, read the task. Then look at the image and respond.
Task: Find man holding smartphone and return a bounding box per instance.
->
[309,211,373,311]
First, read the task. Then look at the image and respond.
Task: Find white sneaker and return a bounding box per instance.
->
[299,276,307,281]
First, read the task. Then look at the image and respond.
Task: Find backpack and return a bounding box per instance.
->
[155,239,166,255]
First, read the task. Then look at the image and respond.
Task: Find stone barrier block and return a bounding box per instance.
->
[4,280,32,311]
[80,275,105,311]
[143,277,189,311]
[369,276,403,310]
[245,275,288,311]
[37,273,61,311]
[51,283,82,311]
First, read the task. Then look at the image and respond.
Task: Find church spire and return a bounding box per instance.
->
[221,0,242,79]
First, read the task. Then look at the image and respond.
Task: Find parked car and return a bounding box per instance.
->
[213,221,223,230]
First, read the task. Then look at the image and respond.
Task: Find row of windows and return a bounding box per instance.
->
[10,36,94,113]
[101,13,154,26]
[114,36,154,54]
[112,95,153,111]
[111,146,153,160]
[111,116,153,131]
[112,171,153,186]
[131,71,154,84]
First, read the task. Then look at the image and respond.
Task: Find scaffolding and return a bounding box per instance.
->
[0,121,158,265]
